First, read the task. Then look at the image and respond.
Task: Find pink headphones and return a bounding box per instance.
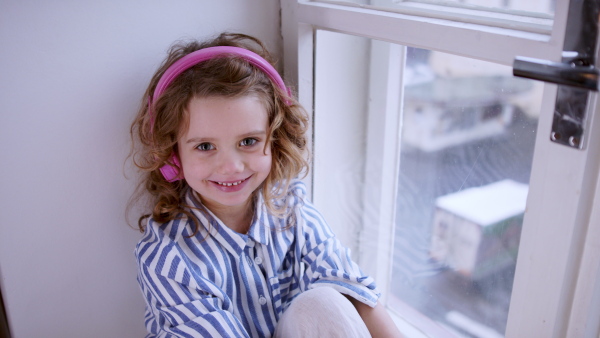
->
[149,46,291,182]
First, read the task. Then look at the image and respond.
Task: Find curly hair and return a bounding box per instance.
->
[129,33,309,233]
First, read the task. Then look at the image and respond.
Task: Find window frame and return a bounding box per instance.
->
[280,0,600,336]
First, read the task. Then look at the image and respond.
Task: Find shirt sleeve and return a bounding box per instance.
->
[296,196,381,308]
[136,222,249,338]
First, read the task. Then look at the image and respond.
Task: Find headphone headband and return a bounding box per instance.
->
[151,45,290,182]
[152,46,289,102]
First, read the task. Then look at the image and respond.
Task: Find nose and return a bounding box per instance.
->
[216,149,244,175]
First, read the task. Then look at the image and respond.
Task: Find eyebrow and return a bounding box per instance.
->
[185,130,267,144]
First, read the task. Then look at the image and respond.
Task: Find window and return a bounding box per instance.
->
[281,0,600,336]
[322,0,556,18]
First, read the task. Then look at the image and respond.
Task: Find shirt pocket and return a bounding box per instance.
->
[273,254,299,312]
[268,276,283,317]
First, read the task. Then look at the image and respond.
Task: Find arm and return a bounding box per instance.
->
[346,296,404,338]
[296,198,402,337]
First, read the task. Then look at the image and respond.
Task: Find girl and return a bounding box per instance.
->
[131,33,402,337]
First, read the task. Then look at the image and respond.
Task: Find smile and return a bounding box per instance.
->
[213,177,249,187]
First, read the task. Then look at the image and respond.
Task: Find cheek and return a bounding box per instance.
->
[254,152,272,173]
[263,156,273,173]
[262,145,273,172]
[179,154,209,178]
[249,151,272,179]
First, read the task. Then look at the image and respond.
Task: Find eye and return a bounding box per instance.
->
[240,138,258,147]
[196,142,215,151]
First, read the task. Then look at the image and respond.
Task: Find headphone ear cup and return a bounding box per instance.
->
[160,154,182,182]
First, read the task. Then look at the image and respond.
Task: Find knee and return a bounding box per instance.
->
[286,286,356,319]
[301,286,345,303]
[308,285,346,301]
[275,287,371,338]
[294,287,347,309]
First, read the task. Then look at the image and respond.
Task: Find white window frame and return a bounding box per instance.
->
[281,0,600,336]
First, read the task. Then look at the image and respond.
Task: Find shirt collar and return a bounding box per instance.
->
[186,190,270,257]
[247,192,270,246]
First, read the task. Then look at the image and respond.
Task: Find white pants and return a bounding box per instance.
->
[274,287,372,338]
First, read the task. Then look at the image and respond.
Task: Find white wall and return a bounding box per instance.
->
[0,1,281,337]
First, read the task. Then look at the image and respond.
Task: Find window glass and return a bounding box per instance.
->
[313,30,543,337]
[312,29,542,335]
[391,47,540,335]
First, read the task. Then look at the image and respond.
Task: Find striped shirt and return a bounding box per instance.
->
[135,180,380,337]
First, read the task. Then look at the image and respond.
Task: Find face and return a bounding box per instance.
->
[177,95,272,217]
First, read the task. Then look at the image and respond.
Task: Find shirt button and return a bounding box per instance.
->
[246,256,253,265]
[254,256,263,265]
[259,296,267,305]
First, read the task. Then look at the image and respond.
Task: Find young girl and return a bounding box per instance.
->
[131,32,402,337]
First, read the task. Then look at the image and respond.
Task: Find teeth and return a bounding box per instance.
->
[217,179,244,186]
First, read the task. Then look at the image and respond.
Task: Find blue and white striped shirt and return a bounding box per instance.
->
[135,180,380,337]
